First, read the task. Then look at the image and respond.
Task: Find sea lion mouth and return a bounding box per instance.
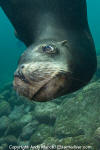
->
[32,72,71,101]
[13,74,67,101]
[13,66,71,102]
[14,70,29,83]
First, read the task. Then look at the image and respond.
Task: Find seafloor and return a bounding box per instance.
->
[0,55,100,150]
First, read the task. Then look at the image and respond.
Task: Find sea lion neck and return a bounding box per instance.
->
[34,13,67,42]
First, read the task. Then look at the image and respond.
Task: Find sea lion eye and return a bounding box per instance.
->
[42,45,55,53]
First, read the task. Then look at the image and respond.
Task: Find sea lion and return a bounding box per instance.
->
[0,0,97,102]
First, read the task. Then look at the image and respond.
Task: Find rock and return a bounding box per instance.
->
[18,141,29,146]
[0,116,10,136]
[23,99,36,112]
[0,144,8,150]
[0,138,5,145]
[94,127,100,140]
[43,137,60,146]
[5,121,23,137]
[0,101,11,117]
[4,135,17,146]
[0,83,13,99]
[19,112,33,126]
[30,124,53,145]
[34,102,59,125]
[43,137,73,146]
[54,80,100,145]
[0,94,5,101]
[9,104,25,120]
[93,127,100,149]
[0,146,3,150]
[0,73,100,148]
[71,135,92,145]
[59,137,73,145]
[20,121,39,140]
[0,82,28,107]
[7,96,24,108]
[24,105,32,113]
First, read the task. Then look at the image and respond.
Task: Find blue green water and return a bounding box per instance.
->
[0,1,100,87]
[0,7,26,86]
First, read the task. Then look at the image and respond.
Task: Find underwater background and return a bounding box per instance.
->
[0,0,100,149]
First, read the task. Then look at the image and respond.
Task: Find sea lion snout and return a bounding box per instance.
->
[14,61,70,101]
[14,65,29,83]
[14,64,70,101]
[13,41,73,101]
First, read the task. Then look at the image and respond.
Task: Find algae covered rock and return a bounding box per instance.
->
[43,137,61,146]
[18,140,29,146]
[4,135,17,146]
[0,144,8,150]
[30,124,53,145]
[71,135,92,146]
[0,101,11,117]
[0,83,13,98]
[55,80,100,145]
[0,146,3,150]
[34,102,59,125]
[0,94,5,101]
[7,96,24,107]
[0,74,100,148]
[5,121,23,137]
[94,127,100,140]
[9,104,25,120]
[93,127,100,149]
[20,121,39,140]
[0,116,10,136]
[19,112,33,126]
[43,137,73,146]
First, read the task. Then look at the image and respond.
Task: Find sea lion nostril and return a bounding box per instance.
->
[14,70,22,77]
[20,64,25,69]
[14,69,29,83]
[14,71,19,77]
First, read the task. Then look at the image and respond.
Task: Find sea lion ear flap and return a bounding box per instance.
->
[58,40,69,48]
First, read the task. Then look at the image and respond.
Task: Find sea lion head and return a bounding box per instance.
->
[13,40,74,102]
